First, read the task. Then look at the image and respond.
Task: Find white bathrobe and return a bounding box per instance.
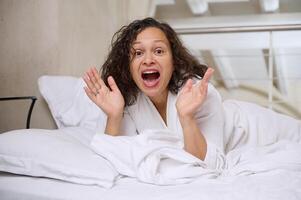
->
[88,82,301,185]
[116,82,301,170]
[118,83,226,169]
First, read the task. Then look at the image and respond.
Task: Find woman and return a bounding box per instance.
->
[83,17,225,169]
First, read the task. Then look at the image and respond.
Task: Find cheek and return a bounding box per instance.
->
[166,59,174,76]
[165,54,173,69]
[129,63,139,81]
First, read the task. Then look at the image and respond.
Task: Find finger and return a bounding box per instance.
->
[202,68,214,83]
[91,67,108,90]
[180,79,193,94]
[199,68,214,89]
[84,86,97,102]
[87,68,99,88]
[197,68,214,96]
[85,68,97,86]
[199,68,214,94]
[86,67,106,95]
[83,74,98,95]
[107,76,120,92]
[91,67,101,80]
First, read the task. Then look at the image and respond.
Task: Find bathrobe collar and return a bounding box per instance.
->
[127,92,183,137]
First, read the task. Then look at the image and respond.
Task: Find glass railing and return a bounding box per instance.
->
[179,30,301,119]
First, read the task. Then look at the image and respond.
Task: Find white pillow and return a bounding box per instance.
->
[38,75,107,132]
[0,128,118,188]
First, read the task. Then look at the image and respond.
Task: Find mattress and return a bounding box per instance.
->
[1,170,301,200]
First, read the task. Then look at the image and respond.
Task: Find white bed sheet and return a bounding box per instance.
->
[1,170,301,200]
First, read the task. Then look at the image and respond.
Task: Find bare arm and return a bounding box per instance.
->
[105,115,123,136]
[176,68,214,160]
[179,116,207,160]
[83,67,124,136]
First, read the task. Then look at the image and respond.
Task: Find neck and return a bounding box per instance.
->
[149,90,168,124]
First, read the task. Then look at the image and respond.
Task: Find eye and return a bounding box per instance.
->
[132,49,143,58]
[154,48,164,55]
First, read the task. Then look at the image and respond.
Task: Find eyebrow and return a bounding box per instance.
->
[132,39,167,45]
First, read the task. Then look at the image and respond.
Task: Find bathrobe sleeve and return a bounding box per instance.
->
[120,109,138,136]
[195,83,226,169]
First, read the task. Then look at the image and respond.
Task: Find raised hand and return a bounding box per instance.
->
[83,67,125,119]
[176,68,214,119]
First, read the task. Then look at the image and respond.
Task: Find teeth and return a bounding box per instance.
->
[143,70,158,74]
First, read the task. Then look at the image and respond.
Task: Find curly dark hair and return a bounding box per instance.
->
[101,17,207,106]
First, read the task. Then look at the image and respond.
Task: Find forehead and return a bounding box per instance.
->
[132,27,169,45]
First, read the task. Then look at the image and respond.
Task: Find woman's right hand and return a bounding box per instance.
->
[83,67,125,119]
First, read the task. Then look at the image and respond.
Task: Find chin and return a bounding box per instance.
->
[137,81,167,99]
[140,87,160,97]
[142,90,159,98]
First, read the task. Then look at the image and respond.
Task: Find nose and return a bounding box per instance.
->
[143,52,155,66]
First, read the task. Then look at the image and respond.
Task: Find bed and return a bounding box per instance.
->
[1,170,301,200]
[0,75,301,200]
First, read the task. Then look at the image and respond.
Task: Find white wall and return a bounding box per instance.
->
[0,0,132,132]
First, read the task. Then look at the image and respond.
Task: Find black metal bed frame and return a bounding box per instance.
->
[0,96,37,129]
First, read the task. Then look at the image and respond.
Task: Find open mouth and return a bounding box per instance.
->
[141,70,160,87]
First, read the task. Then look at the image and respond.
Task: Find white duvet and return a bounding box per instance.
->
[89,99,301,186]
[91,129,301,186]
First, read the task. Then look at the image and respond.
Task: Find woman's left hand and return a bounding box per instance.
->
[176,68,214,119]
